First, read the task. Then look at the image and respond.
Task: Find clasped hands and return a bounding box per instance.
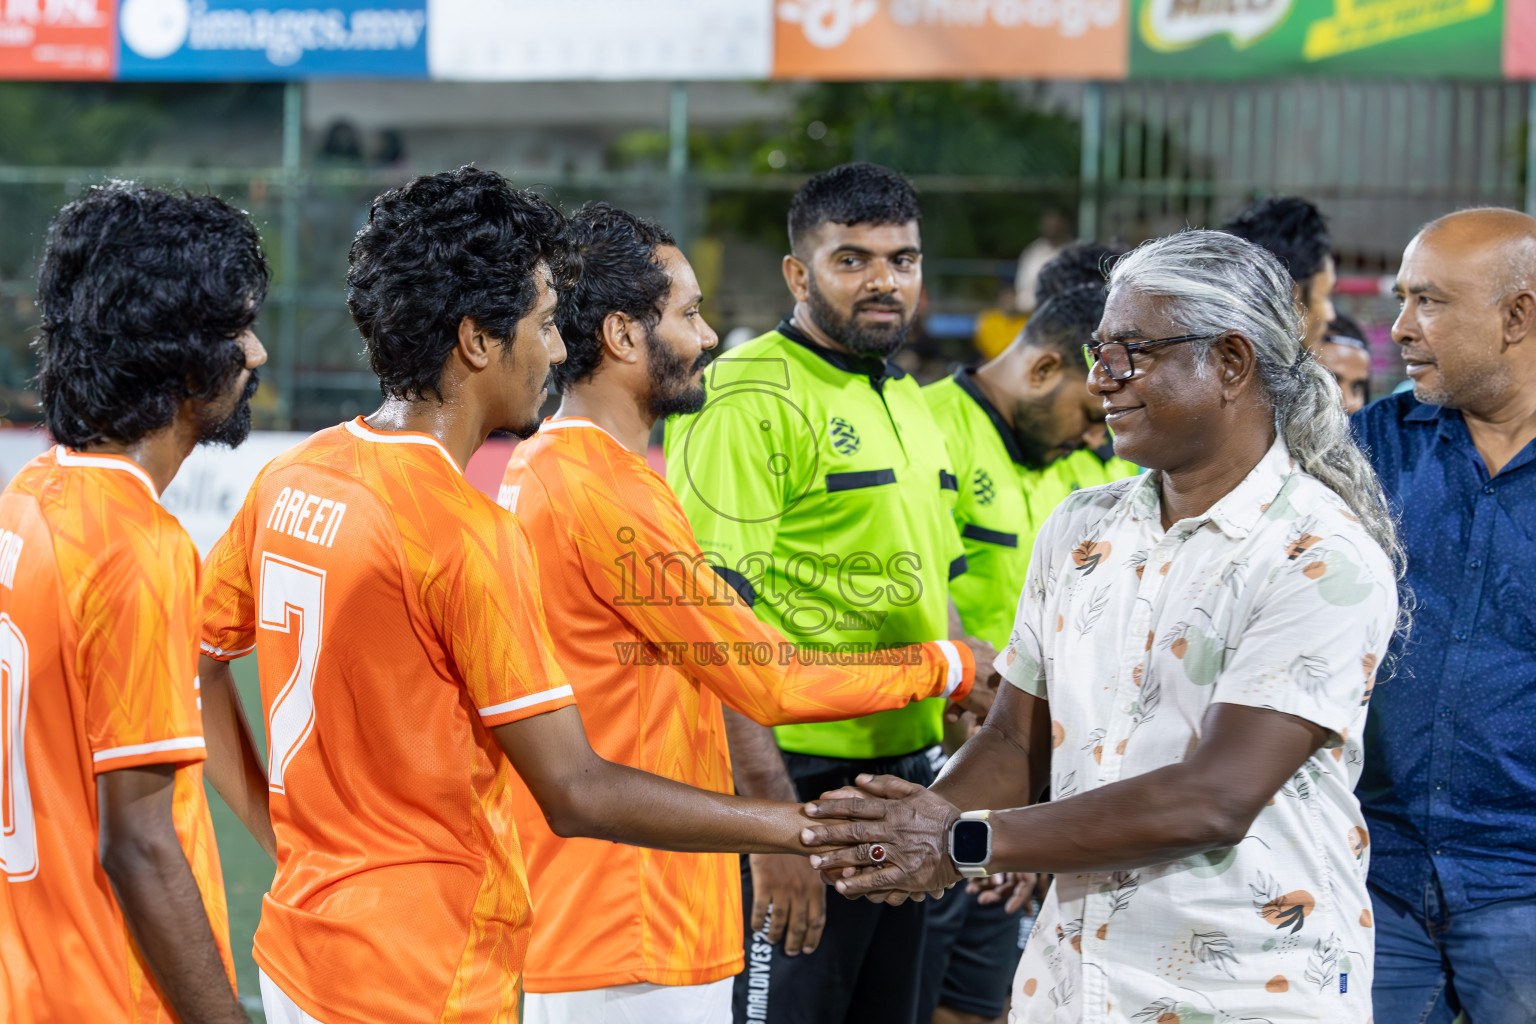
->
[797,773,963,906]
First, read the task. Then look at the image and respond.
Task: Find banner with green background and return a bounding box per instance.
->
[1131,0,1505,79]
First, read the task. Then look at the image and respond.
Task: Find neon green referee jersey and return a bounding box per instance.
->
[925,368,1142,649]
[664,321,965,760]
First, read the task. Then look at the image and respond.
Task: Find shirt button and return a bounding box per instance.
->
[1484,485,1495,495]
[1440,708,1454,718]
[1455,630,1467,641]
[1436,781,1447,790]
[1470,559,1482,569]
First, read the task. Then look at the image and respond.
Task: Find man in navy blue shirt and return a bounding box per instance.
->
[1353,207,1536,1022]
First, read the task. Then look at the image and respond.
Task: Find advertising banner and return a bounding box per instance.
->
[772,0,1128,79]
[0,0,115,79]
[116,0,426,78]
[429,0,772,81]
[1505,0,1536,76]
[1131,0,1505,79]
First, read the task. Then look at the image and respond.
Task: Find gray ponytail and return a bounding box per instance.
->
[1108,230,1404,577]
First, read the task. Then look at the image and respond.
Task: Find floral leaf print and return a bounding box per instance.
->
[1133,999,1180,1022]
[1360,624,1381,706]
[1315,550,1374,607]
[1190,931,1239,979]
[1047,974,1077,1009]
[1071,538,1114,576]
[1129,549,1149,580]
[1283,518,1322,560]
[1056,918,1084,954]
[1280,768,1313,802]
[1053,769,1079,799]
[1288,653,1330,697]
[1219,556,1250,591]
[1074,584,1112,636]
[1082,727,1107,764]
[1262,475,1301,521]
[1131,669,1163,728]
[1347,826,1369,862]
[1259,889,1317,935]
[1107,871,1140,916]
[1250,871,1282,910]
[1303,933,1342,993]
[1159,620,1225,686]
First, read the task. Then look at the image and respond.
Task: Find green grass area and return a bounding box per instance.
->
[204,656,270,1021]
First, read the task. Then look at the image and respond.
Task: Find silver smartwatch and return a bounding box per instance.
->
[948,809,993,878]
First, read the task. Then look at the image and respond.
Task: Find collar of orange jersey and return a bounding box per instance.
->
[537,415,624,447]
[343,416,463,476]
[54,445,161,502]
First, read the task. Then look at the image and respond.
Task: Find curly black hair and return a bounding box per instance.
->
[552,202,675,392]
[1024,283,1106,368]
[1036,242,1122,304]
[788,162,921,252]
[1222,197,1332,292]
[347,166,571,402]
[34,182,268,448]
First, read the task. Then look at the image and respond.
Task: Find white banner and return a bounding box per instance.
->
[428,0,773,81]
[161,433,310,554]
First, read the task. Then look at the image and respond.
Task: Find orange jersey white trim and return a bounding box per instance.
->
[502,417,972,992]
[200,419,575,1024]
[0,446,232,1024]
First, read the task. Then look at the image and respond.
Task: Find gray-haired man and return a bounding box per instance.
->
[802,230,1399,1024]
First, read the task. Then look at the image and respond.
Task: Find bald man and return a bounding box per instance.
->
[1351,207,1536,1023]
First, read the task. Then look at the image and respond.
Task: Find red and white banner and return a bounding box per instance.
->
[0,0,115,79]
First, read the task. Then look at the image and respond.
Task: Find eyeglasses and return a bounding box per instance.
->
[1082,334,1218,382]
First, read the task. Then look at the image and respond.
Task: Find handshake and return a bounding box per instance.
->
[794,774,1036,912]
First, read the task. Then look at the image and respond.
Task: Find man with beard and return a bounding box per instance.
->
[196,170,945,1024]
[664,163,995,1024]
[915,248,1140,1024]
[501,203,984,1024]
[0,183,267,1024]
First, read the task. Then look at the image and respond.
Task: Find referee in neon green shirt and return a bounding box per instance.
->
[918,246,1140,1024]
[665,163,993,1024]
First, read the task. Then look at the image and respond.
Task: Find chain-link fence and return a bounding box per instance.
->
[0,79,1530,429]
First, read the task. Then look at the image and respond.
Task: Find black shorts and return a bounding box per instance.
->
[917,883,1029,1020]
[734,748,937,1024]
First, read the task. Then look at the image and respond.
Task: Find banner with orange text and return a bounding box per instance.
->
[772,0,1128,80]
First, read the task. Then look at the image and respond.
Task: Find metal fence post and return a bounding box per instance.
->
[667,82,690,245]
[279,80,303,429]
[1079,81,1103,242]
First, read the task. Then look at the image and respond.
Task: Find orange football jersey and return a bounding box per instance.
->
[500,418,971,992]
[0,446,233,1024]
[200,419,576,1024]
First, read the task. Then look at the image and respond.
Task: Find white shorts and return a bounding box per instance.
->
[259,970,331,1024]
[523,978,733,1024]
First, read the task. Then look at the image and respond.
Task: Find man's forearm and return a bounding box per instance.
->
[930,718,1042,812]
[984,761,1245,874]
[100,771,247,1024]
[198,655,275,861]
[724,707,798,801]
[551,758,818,854]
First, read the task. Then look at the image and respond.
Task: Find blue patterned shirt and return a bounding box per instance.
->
[1352,392,1536,912]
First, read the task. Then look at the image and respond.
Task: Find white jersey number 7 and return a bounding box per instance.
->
[259,553,326,793]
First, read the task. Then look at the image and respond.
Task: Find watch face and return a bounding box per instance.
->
[952,819,990,864]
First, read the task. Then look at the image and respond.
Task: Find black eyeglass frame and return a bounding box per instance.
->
[1083,333,1221,382]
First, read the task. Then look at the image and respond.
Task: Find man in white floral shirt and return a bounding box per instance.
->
[802,230,1400,1024]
